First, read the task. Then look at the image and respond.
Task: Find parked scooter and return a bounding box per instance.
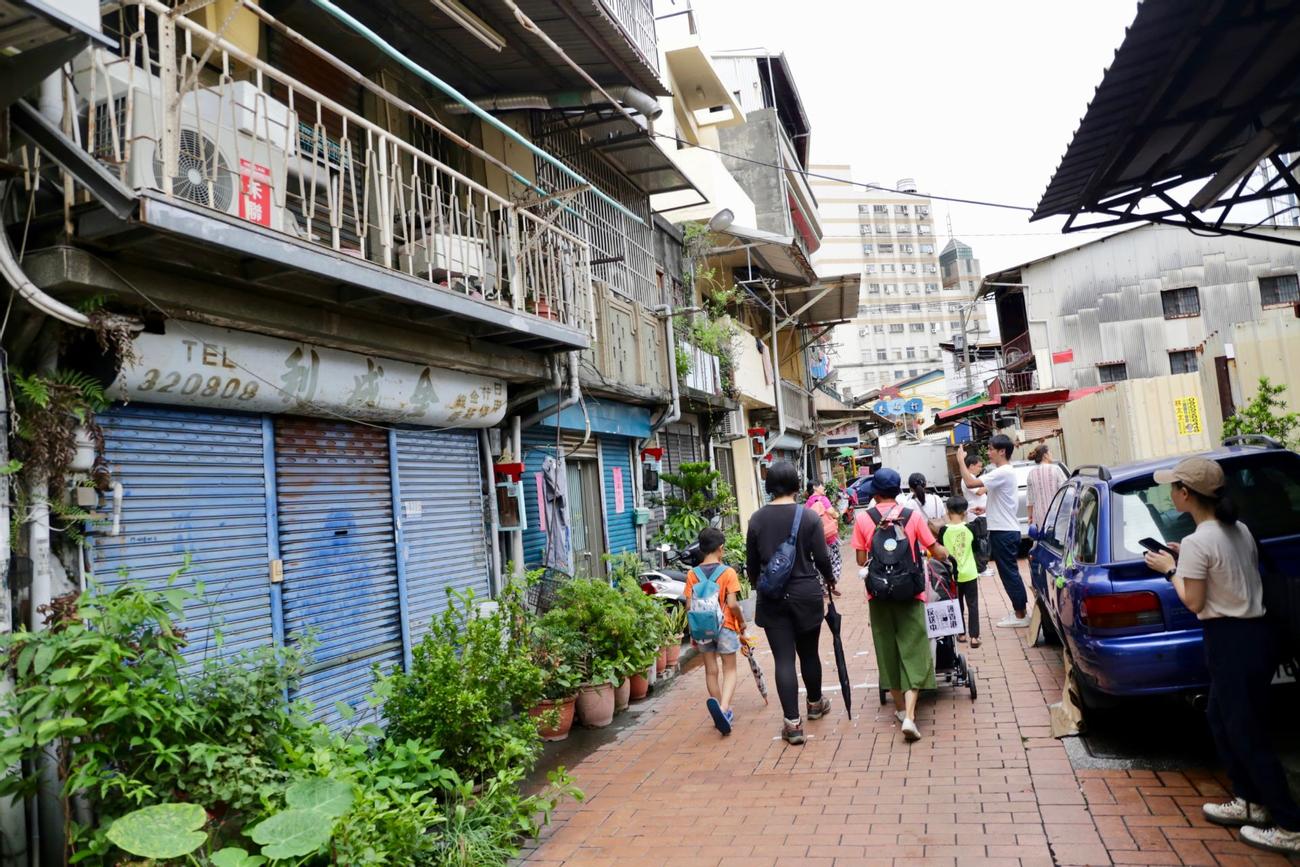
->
[638,543,701,611]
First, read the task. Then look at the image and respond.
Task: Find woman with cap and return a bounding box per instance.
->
[1143,457,1300,855]
[747,461,838,746]
[851,467,949,742]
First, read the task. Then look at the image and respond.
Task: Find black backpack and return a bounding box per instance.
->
[865,506,924,601]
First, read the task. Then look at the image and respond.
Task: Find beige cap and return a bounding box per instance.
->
[1153,457,1225,496]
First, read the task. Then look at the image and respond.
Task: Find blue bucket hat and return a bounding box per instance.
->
[864,467,901,498]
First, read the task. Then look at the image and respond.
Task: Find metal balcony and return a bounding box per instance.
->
[597,0,658,74]
[780,378,814,433]
[992,370,1040,393]
[1002,330,1034,370]
[39,0,595,351]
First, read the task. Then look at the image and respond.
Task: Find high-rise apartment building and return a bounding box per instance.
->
[811,166,977,400]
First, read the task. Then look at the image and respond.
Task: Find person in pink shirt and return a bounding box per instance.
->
[1026,444,1067,530]
[851,468,949,742]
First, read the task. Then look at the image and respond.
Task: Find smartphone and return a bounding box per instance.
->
[1138,537,1175,557]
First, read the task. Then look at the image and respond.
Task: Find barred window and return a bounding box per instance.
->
[1260,274,1299,307]
[1169,349,1198,374]
[1160,286,1200,319]
[1098,362,1128,383]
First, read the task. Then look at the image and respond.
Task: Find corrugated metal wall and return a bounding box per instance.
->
[274,418,402,722]
[394,429,491,644]
[1228,318,1300,440]
[1057,373,1212,467]
[93,406,274,662]
[600,436,636,556]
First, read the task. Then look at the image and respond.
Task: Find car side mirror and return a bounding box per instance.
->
[1027,525,1041,540]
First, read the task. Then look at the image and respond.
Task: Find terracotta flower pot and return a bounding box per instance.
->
[664,642,682,667]
[629,672,650,700]
[575,683,615,728]
[614,678,630,712]
[656,647,668,674]
[528,696,577,742]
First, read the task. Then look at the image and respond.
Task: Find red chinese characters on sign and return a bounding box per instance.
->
[1051,349,1075,364]
[239,160,272,226]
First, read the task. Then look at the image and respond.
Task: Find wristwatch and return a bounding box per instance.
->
[1164,568,1176,582]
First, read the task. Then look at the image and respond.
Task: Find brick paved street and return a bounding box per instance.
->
[523,553,1298,866]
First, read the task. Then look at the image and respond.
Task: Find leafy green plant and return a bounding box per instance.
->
[382,582,544,782]
[1223,376,1299,448]
[537,578,641,686]
[652,461,738,553]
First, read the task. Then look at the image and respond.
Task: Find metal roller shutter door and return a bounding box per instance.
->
[600,436,636,556]
[274,418,402,722]
[394,429,491,644]
[93,405,274,662]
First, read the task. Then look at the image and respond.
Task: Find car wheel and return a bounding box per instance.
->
[1036,597,1061,646]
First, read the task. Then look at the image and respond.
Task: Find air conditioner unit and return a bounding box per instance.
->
[73,54,292,232]
[397,233,490,279]
[714,408,746,443]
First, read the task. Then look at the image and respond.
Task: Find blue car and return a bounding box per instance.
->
[1027,436,1300,707]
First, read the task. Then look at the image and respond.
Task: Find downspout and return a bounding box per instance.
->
[478,429,504,595]
[304,0,647,226]
[0,219,90,329]
[518,352,581,431]
[760,286,788,463]
[441,87,663,120]
[505,355,561,416]
[637,305,681,547]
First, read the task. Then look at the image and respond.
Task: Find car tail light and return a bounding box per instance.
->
[1082,592,1163,629]
[640,581,657,595]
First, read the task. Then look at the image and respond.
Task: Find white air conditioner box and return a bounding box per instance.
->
[398,233,489,279]
[73,53,291,232]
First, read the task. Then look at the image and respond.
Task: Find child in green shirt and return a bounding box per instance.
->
[942,496,981,647]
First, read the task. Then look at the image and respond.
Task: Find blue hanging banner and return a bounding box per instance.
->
[904,397,924,414]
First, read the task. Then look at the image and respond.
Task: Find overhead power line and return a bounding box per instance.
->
[650,132,1036,213]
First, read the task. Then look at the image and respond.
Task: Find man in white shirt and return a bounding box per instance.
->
[958,436,1029,627]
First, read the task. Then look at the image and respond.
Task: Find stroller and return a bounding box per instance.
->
[879,556,977,704]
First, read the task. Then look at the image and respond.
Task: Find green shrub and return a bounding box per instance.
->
[382,582,545,782]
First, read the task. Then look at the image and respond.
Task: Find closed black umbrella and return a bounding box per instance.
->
[825,598,852,719]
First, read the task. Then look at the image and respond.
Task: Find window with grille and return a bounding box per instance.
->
[1098,362,1128,383]
[867,283,881,294]
[862,244,874,255]
[873,325,884,333]
[882,264,897,273]
[1260,274,1299,307]
[875,224,890,234]
[877,350,888,361]
[878,243,895,254]
[889,323,905,333]
[910,323,924,332]
[1160,286,1201,319]
[1169,349,1198,374]
[895,205,909,215]
[873,205,888,214]
[906,347,915,359]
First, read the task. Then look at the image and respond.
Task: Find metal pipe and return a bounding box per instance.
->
[441,86,662,120]
[645,305,681,440]
[505,356,561,416]
[760,285,788,463]
[509,416,524,577]
[304,0,647,226]
[478,428,504,595]
[518,352,581,431]
[0,220,89,329]
[0,347,27,865]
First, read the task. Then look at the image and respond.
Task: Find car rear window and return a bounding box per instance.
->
[1109,451,1300,560]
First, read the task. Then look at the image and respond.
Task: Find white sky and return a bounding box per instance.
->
[686,0,1142,273]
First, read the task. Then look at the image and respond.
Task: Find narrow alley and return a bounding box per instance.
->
[523,558,1297,867]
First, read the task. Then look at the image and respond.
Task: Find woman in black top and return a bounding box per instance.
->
[746,461,838,745]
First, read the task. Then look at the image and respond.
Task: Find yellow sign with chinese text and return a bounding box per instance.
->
[1174,396,1203,436]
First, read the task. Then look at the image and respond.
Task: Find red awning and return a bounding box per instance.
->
[936,399,1000,421]
[1067,385,1109,401]
[1004,388,1070,409]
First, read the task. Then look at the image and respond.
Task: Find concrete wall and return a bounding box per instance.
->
[1057,373,1213,468]
[717,110,791,238]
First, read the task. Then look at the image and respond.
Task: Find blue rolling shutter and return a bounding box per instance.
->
[520,428,554,569]
[600,435,636,556]
[274,418,402,723]
[92,405,274,662]
[394,429,491,644]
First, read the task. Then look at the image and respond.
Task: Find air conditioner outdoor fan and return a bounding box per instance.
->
[154,128,234,210]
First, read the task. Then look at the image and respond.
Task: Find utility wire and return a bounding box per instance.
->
[650,132,1036,213]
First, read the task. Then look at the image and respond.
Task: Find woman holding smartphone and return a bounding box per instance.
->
[1143,457,1300,856]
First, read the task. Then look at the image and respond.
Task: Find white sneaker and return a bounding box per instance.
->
[1203,797,1271,827]
[1241,824,1300,855]
[996,614,1031,628]
[901,717,921,741]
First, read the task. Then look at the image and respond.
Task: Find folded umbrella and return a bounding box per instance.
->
[825,598,852,719]
[740,635,768,705]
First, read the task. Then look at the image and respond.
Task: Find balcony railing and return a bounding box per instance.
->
[1002,329,1034,369]
[991,370,1039,393]
[682,343,721,393]
[598,0,658,72]
[62,0,594,333]
[780,379,813,433]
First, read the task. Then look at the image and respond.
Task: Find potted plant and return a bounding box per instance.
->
[664,605,687,667]
[528,625,582,741]
[540,577,640,729]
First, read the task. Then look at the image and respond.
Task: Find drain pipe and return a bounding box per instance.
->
[758,288,788,502]
[505,355,561,417]
[637,305,680,546]
[478,429,504,595]
[518,352,581,431]
[0,218,90,329]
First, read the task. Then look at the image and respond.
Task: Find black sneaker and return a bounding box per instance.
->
[806,697,832,720]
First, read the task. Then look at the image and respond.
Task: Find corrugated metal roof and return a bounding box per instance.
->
[1033,0,1300,221]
